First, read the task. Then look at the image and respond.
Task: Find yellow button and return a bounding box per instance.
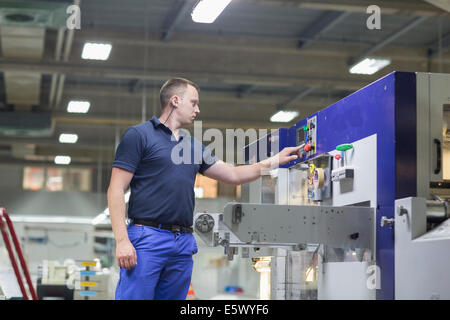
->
[81,282,97,287]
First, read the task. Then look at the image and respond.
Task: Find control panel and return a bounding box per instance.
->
[296,116,317,157]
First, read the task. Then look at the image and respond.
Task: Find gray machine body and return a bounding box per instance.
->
[395,197,450,300]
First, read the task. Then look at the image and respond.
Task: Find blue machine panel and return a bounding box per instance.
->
[246,72,417,299]
[288,72,416,299]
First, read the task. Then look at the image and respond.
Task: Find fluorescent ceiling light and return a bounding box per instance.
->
[54,156,71,165]
[67,100,90,113]
[59,133,78,144]
[270,110,299,123]
[81,42,112,60]
[349,58,391,75]
[192,0,232,23]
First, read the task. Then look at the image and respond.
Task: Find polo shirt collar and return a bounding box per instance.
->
[150,116,164,128]
[150,116,186,141]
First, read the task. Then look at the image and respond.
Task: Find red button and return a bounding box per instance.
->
[335,154,341,160]
[304,144,311,152]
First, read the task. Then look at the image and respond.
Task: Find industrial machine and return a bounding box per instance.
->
[36,259,113,300]
[194,71,450,300]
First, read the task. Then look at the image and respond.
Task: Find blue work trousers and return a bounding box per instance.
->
[115,223,198,300]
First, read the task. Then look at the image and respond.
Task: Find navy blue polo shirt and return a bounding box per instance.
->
[112,116,218,227]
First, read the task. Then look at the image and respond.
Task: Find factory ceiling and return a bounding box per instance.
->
[0,0,449,166]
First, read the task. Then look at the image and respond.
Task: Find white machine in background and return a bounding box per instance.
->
[1,215,119,300]
[194,72,450,300]
[36,259,115,300]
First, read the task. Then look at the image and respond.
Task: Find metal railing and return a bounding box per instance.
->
[0,207,38,300]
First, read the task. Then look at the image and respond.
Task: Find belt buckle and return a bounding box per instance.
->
[172,225,181,233]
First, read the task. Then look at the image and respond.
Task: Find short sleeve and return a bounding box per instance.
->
[199,143,218,175]
[112,127,144,173]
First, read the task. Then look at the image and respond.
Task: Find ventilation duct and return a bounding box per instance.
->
[0,112,53,137]
[0,1,68,110]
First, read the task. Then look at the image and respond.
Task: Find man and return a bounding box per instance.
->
[108,77,301,300]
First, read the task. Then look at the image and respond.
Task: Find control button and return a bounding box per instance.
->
[334,154,341,160]
[304,143,312,152]
[336,144,353,152]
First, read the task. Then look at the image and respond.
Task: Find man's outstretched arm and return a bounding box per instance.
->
[203,146,302,185]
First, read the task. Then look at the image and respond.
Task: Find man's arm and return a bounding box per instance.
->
[107,167,136,269]
[203,146,302,185]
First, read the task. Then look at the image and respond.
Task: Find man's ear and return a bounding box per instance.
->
[171,96,179,108]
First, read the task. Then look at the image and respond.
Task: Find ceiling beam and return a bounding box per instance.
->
[0,58,370,91]
[236,85,257,98]
[0,137,114,151]
[51,113,296,130]
[423,0,450,13]
[349,16,429,66]
[161,0,196,42]
[298,11,351,50]
[70,28,432,60]
[428,32,450,59]
[277,87,316,110]
[244,0,450,16]
[61,83,346,105]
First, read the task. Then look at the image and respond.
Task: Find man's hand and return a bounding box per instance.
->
[116,239,137,270]
[263,145,303,169]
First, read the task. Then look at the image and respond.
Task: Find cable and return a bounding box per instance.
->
[163,105,176,125]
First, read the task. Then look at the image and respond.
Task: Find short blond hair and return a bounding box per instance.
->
[159,78,200,109]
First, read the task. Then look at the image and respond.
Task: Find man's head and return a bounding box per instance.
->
[160,78,200,125]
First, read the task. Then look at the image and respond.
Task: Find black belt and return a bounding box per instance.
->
[133,219,193,234]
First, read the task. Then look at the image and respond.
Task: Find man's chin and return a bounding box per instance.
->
[181,118,195,126]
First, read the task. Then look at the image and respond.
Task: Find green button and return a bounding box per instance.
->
[303,125,308,131]
[336,144,353,151]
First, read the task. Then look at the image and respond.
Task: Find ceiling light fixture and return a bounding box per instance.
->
[67,100,90,113]
[81,42,112,60]
[192,0,232,23]
[59,133,78,144]
[270,110,299,123]
[54,156,71,165]
[349,58,391,75]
